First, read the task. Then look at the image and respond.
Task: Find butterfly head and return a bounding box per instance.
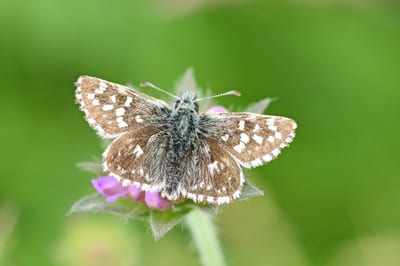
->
[173,91,199,112]
[140,81,240,113]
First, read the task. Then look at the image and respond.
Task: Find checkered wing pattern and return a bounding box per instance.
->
[204,112,297,168]
[102,127,159,188]
[75,75,169,138]
[181,138,244,205]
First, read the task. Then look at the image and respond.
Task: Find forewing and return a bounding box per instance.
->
[102,127,160,189]
[201,112,297,168]
[181,138,244,205]
[75,75,170,138]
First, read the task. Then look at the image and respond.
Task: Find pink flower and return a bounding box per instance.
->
[144,191,173,211]
[128,184,145,202]
[91,176,128,202]
[91,177,173,211]
[207,106,228,113]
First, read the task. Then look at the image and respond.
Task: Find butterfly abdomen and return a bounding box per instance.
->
[162,110,200,199]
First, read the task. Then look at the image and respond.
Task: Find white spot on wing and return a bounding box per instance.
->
[133,145,144,158]
[122,179,131,186]
[207,196,215,203]
[217,196,230,205]
[92,99,100,106]
[240,133,250,143]
[252,134,263,144]
[180,188,187,196]
[99,81,107,89]
[124,96,133,106]
[110,95,116,103]
[95,83,107,94]
[266,118,275,126]
[117,117,128,128]
[263,154,272,162]
[102,104,114,111]
[221,134,229,142]
[233,142,246,153]
[238,120,245,130]
[267,136,275,143]
[232,190,241,199]
[135,115,143,123]
[87,93,95,100]
[199,181,205,188]
[268,125,277,131]
[197,195,204,202]
[274,132,282,139]
[208,161,219,177]
[250,158,263,167]
[272,149,280,157]
[115,107,125,116]
[94,125,105,136]
[285,137,293,143]
[253,124,260,132]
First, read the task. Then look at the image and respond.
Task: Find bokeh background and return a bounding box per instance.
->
[1,0,400,265]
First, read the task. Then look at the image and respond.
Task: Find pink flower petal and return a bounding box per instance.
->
[144,191,172,211]
[91,176,128,202]
[128,184,145,202]
[207,106,228,113]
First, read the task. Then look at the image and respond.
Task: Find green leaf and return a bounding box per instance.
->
[149,208,191,240]
[175,67,197,94]
[245,97,274,114]
[122,204,150,221]
[196,204,219,216]
[68,194,149,219]
[76,162,104,175]
[100,139,113,149]
[237,179,264,201]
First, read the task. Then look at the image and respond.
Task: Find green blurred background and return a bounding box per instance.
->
[1,0,400,265]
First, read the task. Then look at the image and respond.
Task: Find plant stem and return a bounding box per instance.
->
[185,208,226,266]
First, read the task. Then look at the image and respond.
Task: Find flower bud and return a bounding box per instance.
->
[207,106,228,113]
[91,176,128,202]
[144,191,172,211]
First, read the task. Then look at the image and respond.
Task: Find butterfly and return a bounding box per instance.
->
[75,75,297,205]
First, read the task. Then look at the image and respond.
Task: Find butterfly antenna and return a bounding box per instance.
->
[140,81,180,100]
[194,90,241,103]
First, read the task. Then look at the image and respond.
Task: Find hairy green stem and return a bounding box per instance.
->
[185,209,226,266]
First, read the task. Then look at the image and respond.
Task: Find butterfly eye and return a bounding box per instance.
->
[173,99,180,109]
